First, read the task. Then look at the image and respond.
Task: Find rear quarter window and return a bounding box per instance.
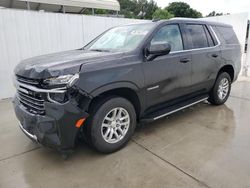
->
[213,26,238,44]
[204,26,215,47]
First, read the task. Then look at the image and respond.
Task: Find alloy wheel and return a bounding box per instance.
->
[101,107,130,144]
[217,78,229,100]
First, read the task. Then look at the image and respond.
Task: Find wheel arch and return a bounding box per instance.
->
[218,65,235,82]
[89,83,143,120]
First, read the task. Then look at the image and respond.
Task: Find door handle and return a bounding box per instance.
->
[212,54,218,58]
[180,58,190,63]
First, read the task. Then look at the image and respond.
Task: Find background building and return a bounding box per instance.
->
[0,0,120,14]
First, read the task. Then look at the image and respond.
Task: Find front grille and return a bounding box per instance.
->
[17,90,45,115]
[16,75,40,86]
[16,76,45,115]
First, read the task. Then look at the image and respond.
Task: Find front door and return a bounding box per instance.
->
[143,24,192,108]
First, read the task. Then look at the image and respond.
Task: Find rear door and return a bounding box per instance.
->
[184,23,221,93]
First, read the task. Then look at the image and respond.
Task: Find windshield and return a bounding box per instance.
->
[85,23,154,52]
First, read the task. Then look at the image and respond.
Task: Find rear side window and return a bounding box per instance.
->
[204,26,215,47]
[186,24,209,49]
[151,24,183,52]
[213,26,238,44]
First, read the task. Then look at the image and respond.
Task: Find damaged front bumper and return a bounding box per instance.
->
[19,122,38,142]
[13,95,89,152]
[13,77,91,152]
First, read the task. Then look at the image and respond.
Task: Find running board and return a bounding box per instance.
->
[141,95,208,122]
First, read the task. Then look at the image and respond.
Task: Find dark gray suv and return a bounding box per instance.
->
[13,18,241,156]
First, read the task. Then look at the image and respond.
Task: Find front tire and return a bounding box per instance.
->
[208,72,231,105]
[86,97,137,153]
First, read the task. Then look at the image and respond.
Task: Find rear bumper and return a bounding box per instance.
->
[13,95,89,152]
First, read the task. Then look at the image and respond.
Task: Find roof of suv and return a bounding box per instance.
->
[156,18,232,28]
[122,18,232,29]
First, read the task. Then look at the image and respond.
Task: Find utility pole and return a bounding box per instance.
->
[26,1,30,10]
[62,5,66,14]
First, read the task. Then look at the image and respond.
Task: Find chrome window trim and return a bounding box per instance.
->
[209,26,221,46]
[169,26,221,55]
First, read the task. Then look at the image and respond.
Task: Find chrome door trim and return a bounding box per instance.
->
[147,85,160,91]
[169,26,221,55]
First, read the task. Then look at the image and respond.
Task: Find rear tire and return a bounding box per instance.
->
[208,72,231,105]
[85,97,137,153]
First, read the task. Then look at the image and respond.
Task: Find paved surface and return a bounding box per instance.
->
[1,81,250,188]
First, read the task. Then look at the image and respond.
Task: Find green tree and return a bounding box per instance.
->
[118,0,137,18]
[118,0,158,19]
[153,9,174,19]
[136,0,158,19]
[206,11,229,17]
[166,2,202,18]
[94,9,108,15]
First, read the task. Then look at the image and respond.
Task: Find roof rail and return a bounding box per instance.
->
[170,17,197,20]
[152,18,161,22]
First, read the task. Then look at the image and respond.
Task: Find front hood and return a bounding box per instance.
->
[14,50,123,79]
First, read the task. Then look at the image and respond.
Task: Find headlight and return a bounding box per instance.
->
[44,74,79,88]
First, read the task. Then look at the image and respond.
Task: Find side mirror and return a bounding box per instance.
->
[146,42,171,61]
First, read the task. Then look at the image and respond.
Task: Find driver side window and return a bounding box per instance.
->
[151,24,183,52]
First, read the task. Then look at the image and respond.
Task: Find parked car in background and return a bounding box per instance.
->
[13,18,241,156]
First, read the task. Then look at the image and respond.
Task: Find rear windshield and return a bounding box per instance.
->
[212,26,239,45]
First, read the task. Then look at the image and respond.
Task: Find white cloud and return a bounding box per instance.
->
[155,0,250,17]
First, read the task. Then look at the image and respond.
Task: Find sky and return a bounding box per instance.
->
[155,0,250,17]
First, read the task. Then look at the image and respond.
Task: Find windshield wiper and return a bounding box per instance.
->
[89,49,110,52]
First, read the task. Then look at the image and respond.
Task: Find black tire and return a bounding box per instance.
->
[208,72,231,105]
[84,97,137,153]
